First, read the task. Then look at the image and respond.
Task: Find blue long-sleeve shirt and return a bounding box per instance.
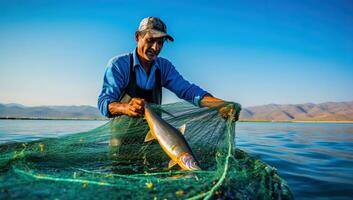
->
[98,49,209,117]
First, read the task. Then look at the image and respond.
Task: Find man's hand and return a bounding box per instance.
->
[200,95,241,122]
[108,98,146,117]
[125,98,145,117]
[218,102,241,122]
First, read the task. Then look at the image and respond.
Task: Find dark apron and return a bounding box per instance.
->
[109,53,163,171]
[119,53,162,105]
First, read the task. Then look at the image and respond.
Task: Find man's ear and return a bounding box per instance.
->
[135,32,140,42]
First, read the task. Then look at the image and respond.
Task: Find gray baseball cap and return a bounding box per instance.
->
[137,17,174,42]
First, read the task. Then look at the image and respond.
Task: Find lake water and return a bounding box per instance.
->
[1,120,352,199]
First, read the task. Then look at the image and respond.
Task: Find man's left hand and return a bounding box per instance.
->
[218,102,241,122]
[200,95,241,122]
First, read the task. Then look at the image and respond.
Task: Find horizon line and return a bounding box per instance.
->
[1,99,352,108]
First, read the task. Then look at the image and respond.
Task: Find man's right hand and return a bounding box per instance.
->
[125,98,146,117]
[108,98,146,117]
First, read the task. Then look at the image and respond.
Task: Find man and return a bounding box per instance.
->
[98,17,240,121]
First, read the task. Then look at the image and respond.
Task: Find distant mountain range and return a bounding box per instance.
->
[1,101,353,121]
[240,101,353,121]
[0,103,102,119]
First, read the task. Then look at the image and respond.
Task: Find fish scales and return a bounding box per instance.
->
[144,104,201,170]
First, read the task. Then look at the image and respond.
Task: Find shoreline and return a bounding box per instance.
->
[0,117,108,121]
[239,120,353,124]
[1,117,353,123]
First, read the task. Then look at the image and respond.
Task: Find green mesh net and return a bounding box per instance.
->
[0,102,292,199]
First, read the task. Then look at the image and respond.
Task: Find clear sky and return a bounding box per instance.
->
[0,0,352,107]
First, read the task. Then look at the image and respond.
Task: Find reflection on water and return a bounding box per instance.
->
[236,122,353,200]
[0,120,352,199]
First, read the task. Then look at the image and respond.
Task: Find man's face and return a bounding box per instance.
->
[136,31,165,63]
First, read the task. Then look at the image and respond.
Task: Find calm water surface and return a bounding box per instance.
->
[0,120,352,199]
[0,119,107,143]
[236,122,353,200]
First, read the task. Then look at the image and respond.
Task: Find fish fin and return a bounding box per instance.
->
[168,160,177,169]
[144,131,155,142]
[178,124,186,135]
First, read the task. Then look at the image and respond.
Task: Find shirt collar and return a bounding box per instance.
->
[132,48,159,70]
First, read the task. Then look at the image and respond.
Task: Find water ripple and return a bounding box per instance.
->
[236,122,353,199]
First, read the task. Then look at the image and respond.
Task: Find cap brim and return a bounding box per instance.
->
[148,29,174,42]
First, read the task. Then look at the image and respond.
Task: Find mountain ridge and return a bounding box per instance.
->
[240,101,353,121]
[1,101,353,121]
[0,104,102,119]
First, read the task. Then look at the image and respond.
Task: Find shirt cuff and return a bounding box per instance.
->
[193,92,212,107]
[102,99,113,118]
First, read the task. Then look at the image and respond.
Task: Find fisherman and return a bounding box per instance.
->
[97,16,240,120]
[98,17,240,169]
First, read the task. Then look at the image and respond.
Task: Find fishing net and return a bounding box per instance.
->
[0,102,292,199]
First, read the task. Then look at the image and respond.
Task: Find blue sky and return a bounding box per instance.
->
[0,0,352,107]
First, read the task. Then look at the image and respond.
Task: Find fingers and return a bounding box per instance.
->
[130,98,145,107]
[128,105,143,116]
[127,98,145,117]
[219,106,230,119]
[218,103,240,122]
[229,105,240,122]
[127,110,142,117]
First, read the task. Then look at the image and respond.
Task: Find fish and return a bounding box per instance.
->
[143,104,201,170]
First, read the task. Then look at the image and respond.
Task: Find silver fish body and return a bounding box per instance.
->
[144,104,201,170]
